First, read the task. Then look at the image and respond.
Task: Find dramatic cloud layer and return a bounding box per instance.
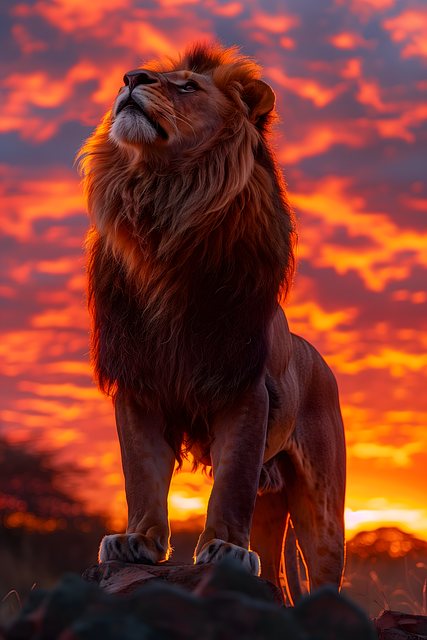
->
[1,0,426,537]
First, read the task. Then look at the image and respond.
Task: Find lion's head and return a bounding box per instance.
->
[108,44,275,160]
[79,43,293,281]
[78,43,296,464]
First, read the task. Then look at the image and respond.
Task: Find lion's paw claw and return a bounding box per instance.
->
[99,533,165,564]
[195,539,260,575]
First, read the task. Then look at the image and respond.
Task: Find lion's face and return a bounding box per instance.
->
[109,68,227,154]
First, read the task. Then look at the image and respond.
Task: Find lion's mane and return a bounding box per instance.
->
[79,43,296,464]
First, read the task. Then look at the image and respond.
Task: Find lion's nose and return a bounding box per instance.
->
[123,69,160,92]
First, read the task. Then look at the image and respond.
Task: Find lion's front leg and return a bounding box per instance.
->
[99,392,175,565]
[195,383,269,575]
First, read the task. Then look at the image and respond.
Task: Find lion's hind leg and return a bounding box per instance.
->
[282,335,346,592]
[280,446,345,593]
[250,462,304,605]
[250,482,288,589]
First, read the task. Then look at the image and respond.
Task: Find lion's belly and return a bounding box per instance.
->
[263,308,299,462]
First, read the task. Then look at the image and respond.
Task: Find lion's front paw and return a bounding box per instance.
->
[99,533,166,565]
[195,539,260,576]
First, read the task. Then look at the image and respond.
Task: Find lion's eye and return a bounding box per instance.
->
[179,81,198,92]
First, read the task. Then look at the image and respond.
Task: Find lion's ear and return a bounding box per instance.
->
[242,80,276,124]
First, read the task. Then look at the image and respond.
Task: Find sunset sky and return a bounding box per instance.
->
[1,0,427,540]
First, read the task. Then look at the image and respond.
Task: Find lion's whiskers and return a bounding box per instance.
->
[153,107,182,140]
[157,106,197,139]
[172,111,197,137]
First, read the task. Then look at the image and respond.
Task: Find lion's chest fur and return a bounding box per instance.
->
[90,230,275,421]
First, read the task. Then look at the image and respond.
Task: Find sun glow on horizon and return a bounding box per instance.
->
[345,504,427,540]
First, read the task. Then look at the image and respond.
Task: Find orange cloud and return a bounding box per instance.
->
[285,300,358,333]
[113,20,214,58]
[289,176,427,291]
[0,358,91,378]
[0,58,124,140]
[341,0,402,20]
[278,121,371,164]
[279,37,295,50]
[350,0,397,7]
[91,65,130,107]
[37,258,81,275]
[391,289,427,304]
[0,70,70,140]
[373,104,427,142]
[340,58,362,79]
[0,331,58,367]
[267,67,348,107]
[113,22,178,57]
[13,398,96,422]
[18,381,100,400]
[274,87,424,161]
[44,428,87,446]
[30,306,88,330]
[402,195,427,212]
[329,31,376,50]
[240,10,299,34]
[0,409,63,428]
[383,9,427,59]
[349,441,423,467]
[0,285,16,298]
[0,330,87,369]
[0,172,84,240]
[328,349,427,376]
[12,0,131,32]
[67,274,86,291]
[356,77,397,112]
[204,0,243,18]
[11,23,47,53]
[157,0,199,5]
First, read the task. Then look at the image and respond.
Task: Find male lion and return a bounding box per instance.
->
[78,43,346,603]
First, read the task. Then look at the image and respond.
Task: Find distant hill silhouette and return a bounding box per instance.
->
[348,526,427,559]
[343,527,427,617]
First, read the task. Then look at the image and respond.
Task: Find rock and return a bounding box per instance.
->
[378,631,427,640]
[82,560,285,605]
[375,610,427,638]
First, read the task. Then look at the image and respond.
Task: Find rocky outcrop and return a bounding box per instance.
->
[82,560,284,604]
[2,557,378,639]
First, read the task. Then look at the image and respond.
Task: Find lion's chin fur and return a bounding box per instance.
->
[109,110,158,147]
[78,43,297,466]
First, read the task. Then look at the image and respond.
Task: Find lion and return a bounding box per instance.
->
[78,43,346,603]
